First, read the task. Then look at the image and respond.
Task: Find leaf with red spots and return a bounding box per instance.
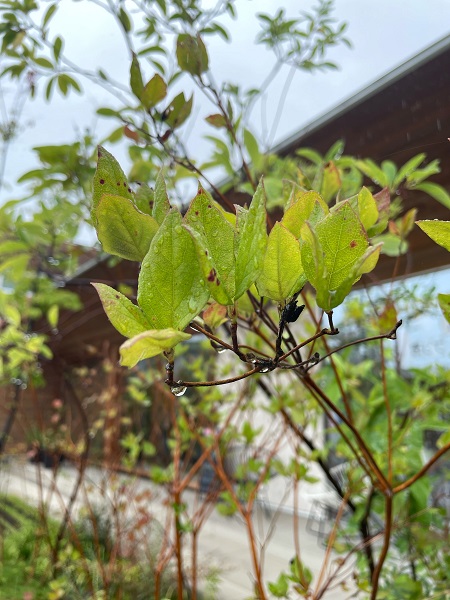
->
[300,200,379,310]
[92,146,134,226]
[203,303,228,330]
[95,194,159,262]
[92,283,151,338]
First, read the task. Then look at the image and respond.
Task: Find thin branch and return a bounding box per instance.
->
[393,443,450,494]
[171,367,260,389]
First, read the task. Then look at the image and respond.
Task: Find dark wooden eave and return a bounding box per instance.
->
[274,34,450,282]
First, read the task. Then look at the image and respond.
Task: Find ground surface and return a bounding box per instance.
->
[0,457,354,599]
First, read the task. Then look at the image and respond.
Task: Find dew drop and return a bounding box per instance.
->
[171,381,187,396]
[175,225,182,234]
[188,297,197,311]
[217,347,227,354]
[259,367,270,373]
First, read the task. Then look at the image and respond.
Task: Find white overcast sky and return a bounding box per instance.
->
[1,0,450,201]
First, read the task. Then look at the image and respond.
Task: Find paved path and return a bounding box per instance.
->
[0,458,355,599]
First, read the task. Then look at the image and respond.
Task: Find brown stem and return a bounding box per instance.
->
[175,367,259,388]
[51,373,91,569]
[380,340,393,484]
[393,443,450,493]
[276,328,331,362]
[302,373,390,492]
[314,320,403,367]
[370,493,393,599]
[170,396,184,600]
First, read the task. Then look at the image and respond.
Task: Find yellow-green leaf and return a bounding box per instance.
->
[153,170,171,225]
[92,146,134,225]
[93,283,151,338]
[416,220,450,252]
[47,305,59,329]
[438,293,450,324]
[95,194,159,262]
[142,73,167,109]
[120,329,191,367]
[234,178,267,299]
[184,186,235,305]
[130,53,144,99]
[357,187,379,231]
[256,223,305,302]
[282,191,327,238]
[137,210,210,329]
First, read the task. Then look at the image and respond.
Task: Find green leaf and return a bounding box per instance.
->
[92,283,151,338]
[118,7,132,32]
[92,146,134,225]
[357,186,378,230]
[393,153,426,189]
[243,128,261,169]
[268,573,289,598]
[120,329,191,367]
[282,191,327,238]
[438,293,450,324]
[373,233,407,257]
[137,210,210,329]
[184,185,235,305]
[0,240,28,255]
[42,3,57,29]
[176,34,209,75]
[296,147,323,165]
[130,53,144,100]
[416,220,450,252]
[47,305,59,329]
[355,159,388,187]
[414,182,450,210]
[256,223,305,302]
[134,184,154,215]
[234,178,267,300]
[142,73,167,109]
[53,36,63,62]
[35,57,54,69]
[164,93,193,129]
[153,171,171,224]
[205,113,227,128]
[95,194,159,262]
[301,201,371,310]
[97,107,120,117]
[321,161,341,203]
